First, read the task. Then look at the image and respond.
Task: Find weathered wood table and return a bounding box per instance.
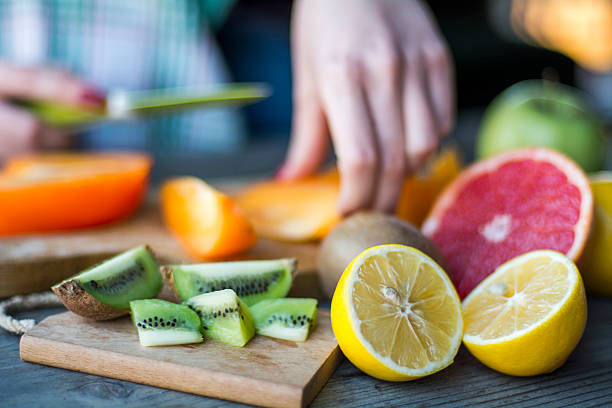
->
[2,296,611,407]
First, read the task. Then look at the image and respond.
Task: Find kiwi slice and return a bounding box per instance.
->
[52,245,162,320]
[163,258,296,306]
[250,298,318,342]
[185,289,255,347]
[130,299,203,346]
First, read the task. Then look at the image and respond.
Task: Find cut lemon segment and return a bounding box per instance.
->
[330,244,463,381]
[463,250,587,376]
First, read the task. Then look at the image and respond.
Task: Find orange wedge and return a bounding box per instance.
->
[161,177,256,259]
[237,170,341,242]
[0,152,151,235]
[237,147,461,242]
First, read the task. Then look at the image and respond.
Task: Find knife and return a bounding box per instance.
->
[14,83,271,127]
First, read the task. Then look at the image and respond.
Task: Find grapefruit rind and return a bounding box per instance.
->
[423,148,593,262]
[462,250,578,345]
[338,245,463,378]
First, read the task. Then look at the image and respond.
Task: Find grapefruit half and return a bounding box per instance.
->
[422,148,592,298]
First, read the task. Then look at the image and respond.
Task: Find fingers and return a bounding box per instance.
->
[0,102,40,158]
[280,95,329,180]
[423,44,455,136]
[0,63,104,107]
[403,53,439,172]
[280,48,330,180]
[320,62,377,215]
[364,47,406,213]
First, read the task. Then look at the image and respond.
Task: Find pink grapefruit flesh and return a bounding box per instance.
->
[422,148,592,298]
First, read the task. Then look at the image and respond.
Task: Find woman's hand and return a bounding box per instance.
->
[0,62,104,159]
[282,0,454,214]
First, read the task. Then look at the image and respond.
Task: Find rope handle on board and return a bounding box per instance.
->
[0,292,62,335]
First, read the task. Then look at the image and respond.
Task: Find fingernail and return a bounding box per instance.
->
[80,87,106,106]
[275,164,289,180]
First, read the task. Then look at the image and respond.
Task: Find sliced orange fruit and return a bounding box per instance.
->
[331,244,463,381]
[161,177,256,259]
[237,170,340,242]
[238,147,461,242]
[396,147,461,226]
[463,250,587,376]
[0,152,151,235]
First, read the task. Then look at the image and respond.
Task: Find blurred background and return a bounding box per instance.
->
[1,0,611,182]
[188,0,612,181]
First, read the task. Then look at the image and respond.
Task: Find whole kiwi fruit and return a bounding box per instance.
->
[317,212,446,298]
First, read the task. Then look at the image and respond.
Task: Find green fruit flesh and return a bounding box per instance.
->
[250,298,318,342]
[185,289,255,347]
[171,258,295,306]
[59,246,162,309]
[130,299,203,346]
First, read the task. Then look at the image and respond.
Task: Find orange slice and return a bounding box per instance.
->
[161,177,256,259]
[0,152,151,235]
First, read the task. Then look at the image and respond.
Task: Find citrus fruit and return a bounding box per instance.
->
[161,177,256,259]
[423,148,593,298]
[578,172,612,296]
[238,147,461,242]
[0,152,151,235]
[330,244,463,381]
[476,80,607,172]
[396,146,462,227]
[462,250,587,376]
[237,170,340,242]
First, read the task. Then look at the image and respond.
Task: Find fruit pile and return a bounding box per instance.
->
[52,246,318,347]
[327,146,608,381]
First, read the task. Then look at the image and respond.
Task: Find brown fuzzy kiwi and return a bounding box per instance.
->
[52,280,127,320]
[317,212,446,298]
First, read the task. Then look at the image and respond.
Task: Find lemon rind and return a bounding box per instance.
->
[345,244,464,376]
[462,249,578,346]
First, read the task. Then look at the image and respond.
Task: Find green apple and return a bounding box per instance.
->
[476,80,607,172]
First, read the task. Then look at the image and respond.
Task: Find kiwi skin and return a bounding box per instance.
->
[52,280,128,320]
[52,245,162,321]
[317,212,446,299]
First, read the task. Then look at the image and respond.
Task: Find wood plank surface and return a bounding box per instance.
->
[19,310,341,408]
[0,202,323,299]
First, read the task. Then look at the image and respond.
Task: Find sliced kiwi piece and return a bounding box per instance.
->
[130,299,203,346]
[185,289,255,347]
[250,298,318,342]
[52,245,162,320]
[163,258,296,306]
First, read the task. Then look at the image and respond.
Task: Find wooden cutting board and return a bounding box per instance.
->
[20,310,341,408]
[0,201,323,299]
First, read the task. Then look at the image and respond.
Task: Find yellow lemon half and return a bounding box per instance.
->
[330,244,463,381]
[463,250,587,376]
[579,172,612,295]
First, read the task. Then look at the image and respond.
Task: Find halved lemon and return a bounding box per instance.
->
[463,250,587,376]
[330,244,463,381]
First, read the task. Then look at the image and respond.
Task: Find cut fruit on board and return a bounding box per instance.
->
[237,170,341,242]
[0,152,151,235]
[237,147,460,242]
[462,250,587,376]
[578,172,612,296]
[423,148,593,299]
[331,244,463,381]
[161,177,256,259]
